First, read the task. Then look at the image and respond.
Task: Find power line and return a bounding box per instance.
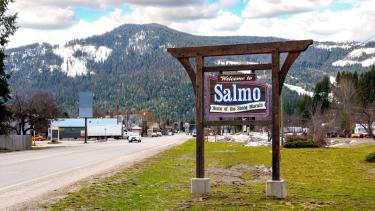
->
[349,33,375,58]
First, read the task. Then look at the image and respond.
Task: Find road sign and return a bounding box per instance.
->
[206,74,269,119]
[79,92,93,118]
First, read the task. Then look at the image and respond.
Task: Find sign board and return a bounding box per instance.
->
[205,74,270,119]
[79,92,93,118]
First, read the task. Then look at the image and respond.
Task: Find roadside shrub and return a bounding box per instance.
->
[284,140,319,148]
[286,134,310,142]
[365,152,375,162]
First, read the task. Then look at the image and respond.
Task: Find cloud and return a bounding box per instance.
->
[6,0,375,48]
[129,4,220,22]
[10,1,79,30]
[242,0,332,18]
[16,6,77,29]
[219,0,239,7]
[119,0,203,7]
[237,0,375,41]
[9,8,129,47]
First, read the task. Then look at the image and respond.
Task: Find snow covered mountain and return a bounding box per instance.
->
[4,23,374,120]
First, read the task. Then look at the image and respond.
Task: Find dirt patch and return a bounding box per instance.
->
[328,138,375,147]
[370,169,375,177]
[208,163,271,186]
[179,152,195,161]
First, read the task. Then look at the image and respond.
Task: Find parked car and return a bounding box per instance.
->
[156,131,162,137]
[128,133,141,143]
[326,131,338,138]
[151,132,157,137]
[192,129,196,137]
[32,135,46,141]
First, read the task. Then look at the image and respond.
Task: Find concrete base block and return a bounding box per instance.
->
[266,180,286,199]
[191,178,210,194]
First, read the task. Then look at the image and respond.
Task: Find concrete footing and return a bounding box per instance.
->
[266,180,286,199]
[191,178,210,194]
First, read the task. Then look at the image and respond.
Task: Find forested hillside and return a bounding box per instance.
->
[5,23,375,122]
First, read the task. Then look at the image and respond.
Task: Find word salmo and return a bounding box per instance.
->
[214,84,261,103]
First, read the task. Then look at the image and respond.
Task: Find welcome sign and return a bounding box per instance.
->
[206,74,270,118]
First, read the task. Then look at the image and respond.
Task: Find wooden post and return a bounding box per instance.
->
[196,56,205,178]
[272,50,281,181]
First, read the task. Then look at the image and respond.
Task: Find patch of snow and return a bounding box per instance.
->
[53,44,112,77]
[284,83,313,97]
[332,47,375,67]
[158,42,175,51]
[20,44,48,59]
[215,60,257,65]
[329,76,336,84]
[126,30,151,55]
[212,132,271,147]
[48,65,59,72]
[332,57,375,67]
[315,43,354,50]
[215,60,260,74]
[361,56,375,67]
[332,60,361,67]
[347,48,375,58]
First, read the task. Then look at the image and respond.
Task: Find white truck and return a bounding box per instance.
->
[87,124,123,138]
[50,118,124,140]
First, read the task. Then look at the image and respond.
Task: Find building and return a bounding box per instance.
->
[354,123,375,136]
[49,118,123,139]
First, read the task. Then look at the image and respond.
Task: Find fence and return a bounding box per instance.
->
[0,135,32,151]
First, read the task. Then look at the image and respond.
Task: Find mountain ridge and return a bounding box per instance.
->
[5,23,375,121]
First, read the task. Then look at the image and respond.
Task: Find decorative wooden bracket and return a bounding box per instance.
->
[279,51,301,94]
[177,57,196,95]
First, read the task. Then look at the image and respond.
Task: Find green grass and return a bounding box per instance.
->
[51,141,375,210]
[32,146,53,150]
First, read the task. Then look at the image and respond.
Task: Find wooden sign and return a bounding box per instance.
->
[206,74,269,118]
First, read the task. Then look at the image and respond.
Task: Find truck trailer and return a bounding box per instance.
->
[49,118,124,140]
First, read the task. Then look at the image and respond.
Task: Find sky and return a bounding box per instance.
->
[7,0,375,48]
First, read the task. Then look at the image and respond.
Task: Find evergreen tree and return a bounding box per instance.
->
[312,75,331,113]
[358,66,375,107]
[336,71,341,83]
[0,0,17,133]
[296,94,312,125]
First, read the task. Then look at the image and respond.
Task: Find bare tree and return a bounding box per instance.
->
[10,91,62,135]
[332,77,357,131]
[10,94,29,135]
[332,77,357,112]
[354,104,375,139]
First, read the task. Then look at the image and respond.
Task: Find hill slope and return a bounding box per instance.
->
[5,23,375,121]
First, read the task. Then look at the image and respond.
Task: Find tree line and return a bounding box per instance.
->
[283,66,375,140]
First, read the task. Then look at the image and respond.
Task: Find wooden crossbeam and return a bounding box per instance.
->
[167,40,312,58]
[203,63,272,72]
[279,51,301,94]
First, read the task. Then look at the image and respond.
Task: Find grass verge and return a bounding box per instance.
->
[51,141,375,210]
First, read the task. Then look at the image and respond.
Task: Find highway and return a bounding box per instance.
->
[0,134,190,210]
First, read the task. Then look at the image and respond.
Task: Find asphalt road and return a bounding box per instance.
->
[0,134,190,210]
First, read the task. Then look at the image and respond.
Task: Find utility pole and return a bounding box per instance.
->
[84,117,88,144]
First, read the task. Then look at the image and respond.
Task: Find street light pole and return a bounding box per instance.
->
[84,117,88,144]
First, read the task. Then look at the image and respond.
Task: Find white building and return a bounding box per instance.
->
[354,123,375,135]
